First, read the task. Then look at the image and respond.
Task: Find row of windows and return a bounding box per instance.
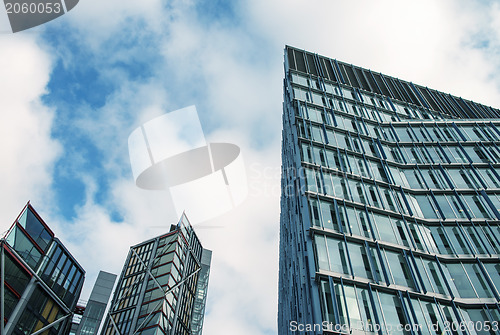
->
[303,166,500,221]
[301,141,500,191]
[15,286,65,335]
[309,198,500,256]
[124,242,155,277]
[4,207,55,272]
[3,251,31,321]
[16,207,53,253]
[315,233,499,298]
[40,241,84,307]
[287,50,499,119]
[299,120,500,165]
[295,81,500,145]
[292,80,442,123]
[391,165,500,190]
[114,273,144,310]
[103,308,135,335]
[136,310,173,335]
[5,226,43,271]
[319,279,500,335]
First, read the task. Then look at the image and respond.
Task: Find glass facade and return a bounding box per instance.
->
[1,203,85,335]
[73,271,117,335]
[279,46,500,335]
[100,214,211,335]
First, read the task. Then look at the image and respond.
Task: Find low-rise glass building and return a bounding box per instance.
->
[1,202,85,335]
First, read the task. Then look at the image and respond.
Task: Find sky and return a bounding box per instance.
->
[1,0,500,334]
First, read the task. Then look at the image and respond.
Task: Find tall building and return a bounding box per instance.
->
[1,202,85,335]
[71,271,117,335]
[279,46,500,335]
[100,213,211,335]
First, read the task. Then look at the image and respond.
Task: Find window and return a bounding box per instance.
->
[477,168,500,188]
[17,207,52,252]
[319,199,337,231]
[420,169,447,189]
[444,226,471,254]
[5,226,42,269]
[348,243,373,280]
[465,146,490,163]
[415,195,439,219]
[314,235,329,271]
[449,146,468,163]
[463,263,494,298]
[305,168,320,193]
[377,291,409,335]
[319,279,335,323]
[434,195,464,219]
[404,169,426,189]
[442,127,459,141]
[422,258,448,295]
[448,168,479,189]
[484,263,500,295]
[429,227,453,254]
[372,213,398,244]
[462,194,494,219]
[326,236,350,275]
[384,250,415,289]
[356,287,376,331]
[389,166,409,187]
[310,198,320,227]
[446,263,475,298]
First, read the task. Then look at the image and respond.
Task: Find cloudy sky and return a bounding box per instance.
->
[1,0,500,334]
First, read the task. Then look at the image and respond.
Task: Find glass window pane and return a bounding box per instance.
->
[484,263,500,295]
[463,263,494,298]
[314,235,329,271]
[429,227,453,254]
[384,250,415,289]
[344,285,362,328]
[477,168,500,188]
[319,200,336,230]
[377,292,408,335]
[415,195,439,219]
[444,226,472,255]
[424,258,448,295]
[356,287,376,332]
[348,243,373,280]
[372,213,397,244]
[463,194,494,219]
[446,264,476,298]
[326,237,350,275]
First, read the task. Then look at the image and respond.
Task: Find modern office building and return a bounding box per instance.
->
[0,202,85,335]
[100,213,211,335]
[279,46,500,335]
[70,271,117,335]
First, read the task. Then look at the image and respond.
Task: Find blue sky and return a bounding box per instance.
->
[1,1,500,334]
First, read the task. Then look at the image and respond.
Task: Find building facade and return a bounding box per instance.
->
[100,213,211,335]
[1,202,85,335]
[279,46,500,335]
[71,271,117,335]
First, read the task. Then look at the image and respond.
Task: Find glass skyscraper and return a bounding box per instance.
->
[1,202,85,335]
[279,46,500,335]
[100,213,211,335]
[72,271,117,335]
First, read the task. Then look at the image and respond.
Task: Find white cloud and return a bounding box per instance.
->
[0,34,61,232]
